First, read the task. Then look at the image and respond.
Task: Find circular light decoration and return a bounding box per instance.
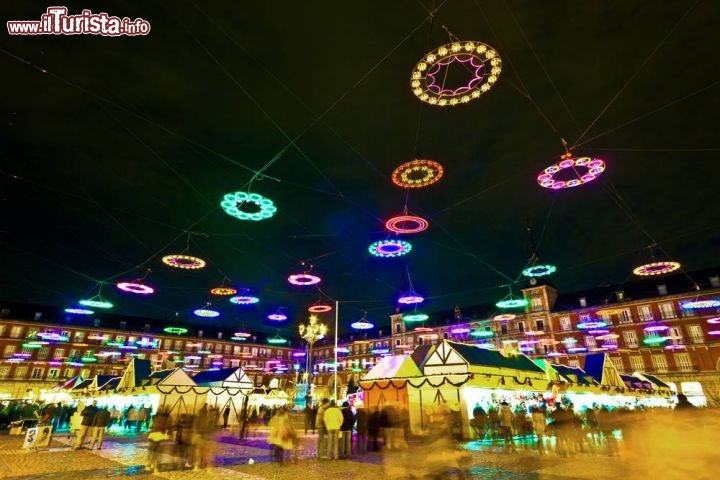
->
[162,254,206,270]
[81,354,97,363]
[163,326,188,335]
[708,330,720,336]
[594,308,624,316]
[665,344,686,351]
[567,346,588,353]
[470,329,494,338]
[681,299,720,310]
[267,309,288,321]
[398,292,424,305]
[451,327,471,334]
[268,334,288,345]
[643,324,669,332]
[525,330,545,336]
[368,239,413,258]
[64,308,94,315]
[370,347,390,354]
[632,261,681,277]
[403,313,429,322]
[117,281,155,295]
[588,329,610,335]
[351,319,374,330]
[577,320,608,330]
[537,156,606,190]
[496,298,529,309]
[193,308,220,318]
[411,41,502,107]
[308,303,332,313]
[707,316,720,324]
[220,191,277,221]
[287,273,322,286]
[230,295,260,305]
[78,296,113,309]
[643,335,671,345]
[391,160,444,189]
[210,287,237,296]
[522,264,557,278]
[414,327,433,332]
[595,333,619,341]
[385,215,429,234]
[493,314,516,322]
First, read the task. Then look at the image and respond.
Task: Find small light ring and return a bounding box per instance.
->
[537,156,606,190]
[220,191,277,221]
[229,295,260,305]
[162,254,206,270]
[391,160,444,189]
[211,287,238,296]
[308,304,333,313]
[117,281,155,295]
[369,240,412,258]
[522,264,557,277]
[385,215,429,234]
[632,261,681,277]
[288,273,322,286]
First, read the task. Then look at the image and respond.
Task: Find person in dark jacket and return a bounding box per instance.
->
[73,401,98,450]
[89,406,111,450]
[340,401,355,458]
[354,407,368,454]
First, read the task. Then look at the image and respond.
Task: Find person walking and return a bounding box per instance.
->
[73,401,98,450]
[222,406,231,429]
[268,407,296,464]
[323,400,343,460]
[89,406,111,450]
[146,408,170,473]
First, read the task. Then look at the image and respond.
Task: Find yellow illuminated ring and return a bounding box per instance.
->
[411,41,502,106]
[162,254,206,270]
[632,261,681,277]
[392,159,444,189]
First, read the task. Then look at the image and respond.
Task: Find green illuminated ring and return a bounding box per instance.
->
[403,313,429,322]
[164,326,188,335]
[221,191,277,221]
[522,264,556,277]
[496,298,529,309]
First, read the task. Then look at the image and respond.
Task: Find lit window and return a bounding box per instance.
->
[610,357,624,373]
[623,330,638,348]
[686,325,703,344]
[618,309,632,324]
[637,305,653,322]
[659,303,676,319]
[629,356,644,372]
[10,326,23,338]
[674,353,692,372]
[559,316,571,331]
[652,354,668,373]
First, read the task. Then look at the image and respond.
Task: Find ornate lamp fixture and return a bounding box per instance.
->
[298,315,328,377]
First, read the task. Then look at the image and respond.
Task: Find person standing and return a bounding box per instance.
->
[340,401,355,458]
[531,406,547,455]
[354,406,368,455]
[499,402,514,451]
[89,406,110,450]
[222,406,231,429]
[323,400,343,460]
[73,401,98,450]
[315,399,329,459]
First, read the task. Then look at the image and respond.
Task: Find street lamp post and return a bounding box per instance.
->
[298,314,327,389]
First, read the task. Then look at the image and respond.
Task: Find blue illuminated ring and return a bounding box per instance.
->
[522,264,556,277]
[369,240,412,258]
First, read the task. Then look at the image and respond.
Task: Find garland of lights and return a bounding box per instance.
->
[162,254,206,270]
[632,261,681,277]
[210,287,237,296]
[537,155,606,190]
[117,281,155,295]
[220,191,277,221]
[287,273,322,286]
[391,160,444,189]
[385,215,429,234]
[522,264,557,277]
[193,308,220,318]
[681,299,720,309]
[229,295,260,305]
[368,239,413,258]
[64,308,94,315]
[411,41,501,106]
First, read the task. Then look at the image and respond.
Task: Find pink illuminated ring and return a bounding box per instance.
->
[537,156,606,190]
[288,273,322,286]
[632,261,681,277]
[308,304,332,313]
[392,160,444,189]
[385,215,429,234]
[117,281,155,295]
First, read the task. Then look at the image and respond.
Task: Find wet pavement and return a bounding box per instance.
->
[0,427,710,480]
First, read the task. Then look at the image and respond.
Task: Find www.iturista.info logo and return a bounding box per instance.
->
[7,7,151,36]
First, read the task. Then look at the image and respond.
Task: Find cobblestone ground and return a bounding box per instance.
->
[0,428,711,480]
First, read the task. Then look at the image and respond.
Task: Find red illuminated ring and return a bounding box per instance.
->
[392,160,444,189]
[308,304,332,313]
[210,287,238,296]
[632,261,681,277]
[288,273,322,286]
[385,215,429,234]
[537,156,606,190]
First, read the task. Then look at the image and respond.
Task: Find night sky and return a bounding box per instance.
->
[2,1,719,339]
